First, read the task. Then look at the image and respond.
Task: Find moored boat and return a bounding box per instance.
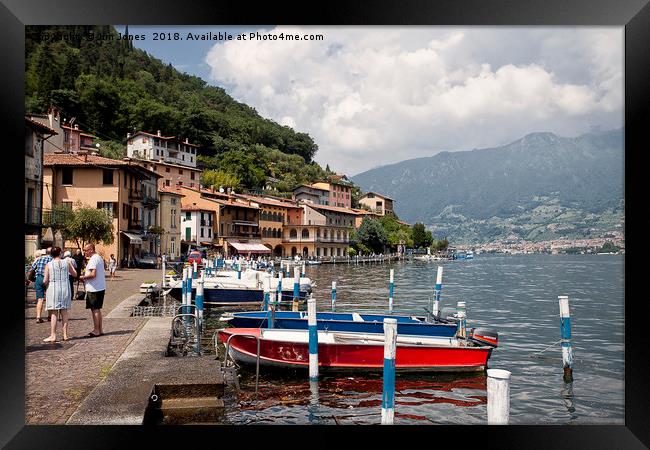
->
[218,327,496,373]
[220,310,459,337]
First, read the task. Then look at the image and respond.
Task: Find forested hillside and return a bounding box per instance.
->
[25,25,330,191]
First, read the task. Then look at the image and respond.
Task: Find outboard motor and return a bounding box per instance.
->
[469,328,499,348]
[439,307,459,322]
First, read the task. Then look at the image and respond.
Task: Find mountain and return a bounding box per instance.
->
[352,129,624,244]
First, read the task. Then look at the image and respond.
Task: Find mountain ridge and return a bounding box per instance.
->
[352,128,624,244]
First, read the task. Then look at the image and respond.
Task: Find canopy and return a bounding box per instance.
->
[228,241,271,254]
[122,231,142,244]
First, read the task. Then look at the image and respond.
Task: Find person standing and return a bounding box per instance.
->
[79,244,106,337]
[72,249,86,297]
[30,248,52,323]
[42,247,77,342]
[63,250,77,302]
[108,254,117,280]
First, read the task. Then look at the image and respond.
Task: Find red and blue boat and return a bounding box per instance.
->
[220,310,459,337]
[217,327,498,373]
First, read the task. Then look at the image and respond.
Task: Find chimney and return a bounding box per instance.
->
[74,124,79,130]
[47,110,54,129]
[185,138,189,144]
[127,132,131,139]
[157,130,161,137]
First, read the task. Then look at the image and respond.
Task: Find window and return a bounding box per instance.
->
[166,167,170,173]
[290,229,297,239]
[122,203,128,219]
[302,229,310,239]
[200,228,204,238]
[179,169,183,175]
[171,197,176,205]
[165,179,170,187]
[208,228,212,238]
[64,130,70,143]
[97,202,117,218]
[62,201,73,210]
[102,169,114,185]
[190,172,195,180]
[62,168,73,185]
[170,209,177,228]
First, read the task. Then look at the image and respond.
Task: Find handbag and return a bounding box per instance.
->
[26,268,36,282]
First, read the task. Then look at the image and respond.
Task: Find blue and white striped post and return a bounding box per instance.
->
[307,296,319,381]
[237,264,242,280]
[193,261,198,279]
[268,289,276,328]
[161,255,167,288]
[262,284,270,311]
[331,281,337,312]
[181,267,188,310]
[292,267,300,312]
[301,262,306,278]
[388,269,395,312]
[381,318,398,425]
[195,272,204,354]
[559,295,573,382]
[432,266,443,318]
[187,266,193,302]
[277,272,283,303]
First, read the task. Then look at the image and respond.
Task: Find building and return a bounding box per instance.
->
[180,204,215,249]
[350,208,382,229]
[130,157,202,191]
[25,117,57,255]
[292,176,354,209]
[42,154,160,264]
[29,107,97,154]
[158,186,183,259]
[235,193,303,257]
[359,191,394,216]
[126,130,199,167]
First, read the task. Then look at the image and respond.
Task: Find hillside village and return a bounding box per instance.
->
[25,107,404,264]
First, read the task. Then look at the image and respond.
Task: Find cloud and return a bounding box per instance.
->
[204,27,623,175]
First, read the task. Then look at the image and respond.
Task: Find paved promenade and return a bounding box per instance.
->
[24,268,162,424]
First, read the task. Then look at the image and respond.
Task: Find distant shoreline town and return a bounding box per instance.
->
[456,231,625,255]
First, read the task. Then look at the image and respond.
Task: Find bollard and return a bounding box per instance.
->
[331,281,337,312]
[388,269,394,312]
[195,273,204,354]
[381,318,398,425]
[307,296,319,381]
[292,267,300,312]
[161,255,167,288]
[559,296,573,382]
[457,301,467,338]
[193,261,198,279]
[433,266,443,318]
[487,369,511,424]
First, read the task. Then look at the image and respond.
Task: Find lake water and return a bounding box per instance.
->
[204,254,625,425]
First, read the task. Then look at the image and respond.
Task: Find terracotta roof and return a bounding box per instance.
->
[44,154,161,178]
[179,186,259,209]
[25,117,57,135]
[158,186,185,196]
[235,193,301,209]
[131,158,201,173]
[181,204,214,212]
[304,203,358,215]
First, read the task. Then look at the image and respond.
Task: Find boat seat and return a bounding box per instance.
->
[352,313,364,322]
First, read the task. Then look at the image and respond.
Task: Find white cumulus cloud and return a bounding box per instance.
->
[205,26,623,175]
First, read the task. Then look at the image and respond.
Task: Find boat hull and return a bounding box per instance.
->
[218,328,492,373]
[226,311,457,337]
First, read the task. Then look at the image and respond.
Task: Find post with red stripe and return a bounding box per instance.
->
[381,318,397,425]
[307,296,319,381]
[559,295,573,382]
[487,369,511,424]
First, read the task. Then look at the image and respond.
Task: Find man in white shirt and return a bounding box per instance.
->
[79,243,106,337]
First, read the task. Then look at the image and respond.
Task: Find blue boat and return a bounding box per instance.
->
[220,311,458,337]
[167,280,311,306]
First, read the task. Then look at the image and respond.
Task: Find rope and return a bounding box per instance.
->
[531,339,562,356]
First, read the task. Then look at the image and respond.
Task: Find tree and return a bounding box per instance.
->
[58,202,114,250]
[356,218,388,254]
[201,169,241,191]
[411,223,428,249]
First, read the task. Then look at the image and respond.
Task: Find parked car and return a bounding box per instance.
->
[136,252,158,269]
[188,251,202,265]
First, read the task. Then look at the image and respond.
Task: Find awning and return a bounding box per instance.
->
[227,241,271,254]
[122,231,142,244]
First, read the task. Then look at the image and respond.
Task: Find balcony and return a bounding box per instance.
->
[25,206,42,227]
[41,208,71,228]
[129,188,143,201]
[128,219,142,230]
[201,220,214,227]
[141,195,160,209]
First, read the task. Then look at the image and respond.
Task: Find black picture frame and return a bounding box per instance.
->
[4,0,646,447]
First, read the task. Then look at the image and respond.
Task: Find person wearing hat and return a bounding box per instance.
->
[29,248,52,323]
[63,250,77,302]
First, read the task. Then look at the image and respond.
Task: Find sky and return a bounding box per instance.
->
[117,26,623,176]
